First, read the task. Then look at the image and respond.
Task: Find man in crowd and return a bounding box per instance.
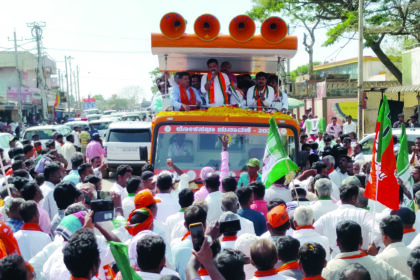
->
[14,200,51,260]
[352,143,364,163]
[40,163,62,219]
[262,204,289,244]
[61,134,76,168]
[79,127,91,156]
[393,113,405,128]
[237,186,267,236]
[110,165,133,201]
[63,153,84,185]
[343,115,357,135]
[20,181,50,234]
[122,176,141,219]
[276,236,304,279]
[329,156,350,198]
[171,72,201,111]
[391,207,418,246]
[264,176,292,203]
[246,72,275,111]
[309,178,338,220]
[86,133,103,162]
[298,242,327,280]
[238,158,262,187]
[204,173,224,223]
[201,58,231,106]
[326,116,342,138]
[267,74,288,112]
[155,172,179,223]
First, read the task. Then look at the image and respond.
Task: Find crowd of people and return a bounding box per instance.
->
[1,111,420,280]
[151,59,290,114]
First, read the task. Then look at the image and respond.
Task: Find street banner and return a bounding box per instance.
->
[364,96,399,210]
[262,117,298,188]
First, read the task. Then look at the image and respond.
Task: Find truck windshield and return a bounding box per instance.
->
[153,124,296,172]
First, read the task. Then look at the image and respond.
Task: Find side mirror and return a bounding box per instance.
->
[139,146,148,162]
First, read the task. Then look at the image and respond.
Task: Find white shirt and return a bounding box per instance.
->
[246,85,275,109]
[309,199,338,221]
[200,72,231,106]
[251,272,294,280]
[238,216,256,236]
[402,230,418,246]
[61,142,76,169]
[353,152,365,163]
[110,182,127,201]
[343,121,357,134]
[30,236,64,280]
[220,238,237,250]
[14,228,51,261]
[136,267,180,280]
[328,169,348,198]
[40,181,58,220]
[43,235,114,280]
[165,212,184,244]
[323,251,409,280]
[264,185,292,204]
[171,235,193,280]
[155,192,180,223]
[122,195,136,219]
[409,232,420,249]
[55,141,63,154]
[292,227,330,260]
[72,131,80,147]
[314,204,379,257]
[376,242,411,277]
[205,191,224,223]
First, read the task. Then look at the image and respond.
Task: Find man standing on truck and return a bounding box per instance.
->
[201,58,231,107]
[267,74,288,113]
[246,72,275,111]
[171,72,201,111]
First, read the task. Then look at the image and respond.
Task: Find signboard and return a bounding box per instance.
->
[327,98,358,124]
[158,124,293,136]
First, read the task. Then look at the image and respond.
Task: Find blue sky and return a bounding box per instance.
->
[0,0,373,100]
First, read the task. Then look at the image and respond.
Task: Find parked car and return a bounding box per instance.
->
[90,119,115,138]
[21,125,72,145]
[359,127,420,162]
[64,120,90,131]
[103,121,151,177]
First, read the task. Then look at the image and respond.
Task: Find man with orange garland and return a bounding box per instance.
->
[246,72,275,111]
[171,72,201,111]
[201,58,231,107]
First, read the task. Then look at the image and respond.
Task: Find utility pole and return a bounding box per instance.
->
[357,0,364,138]
[27,22,48,120]
[10,31,23,121]
[76,66,81,111]
[64,56,71,114]
[68,56,75,111]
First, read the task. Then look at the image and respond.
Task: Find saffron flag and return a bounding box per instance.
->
[54,91,60,107]
[364,96,399,210]
[262,117,299,188]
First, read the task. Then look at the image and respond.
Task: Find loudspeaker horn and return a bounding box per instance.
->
[160,12,186,40]
[260,16,288,44]
[194,14,220,41]
[229,15,256,42]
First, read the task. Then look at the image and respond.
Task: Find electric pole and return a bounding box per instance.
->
[76,66,81,111]
[68,56,74,111]
[64,56,71,114]
[27,22,48,120]
[9,31,23,121]
[357,0,364,137]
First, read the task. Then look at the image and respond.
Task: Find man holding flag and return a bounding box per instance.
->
[364,96,400,211]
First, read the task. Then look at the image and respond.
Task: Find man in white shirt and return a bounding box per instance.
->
[292,205,330,261]
[14,201,51,260]
[391,207,418,246]
[343,115,357,135]
[264,176,292,204]
[329,156,350,199]
[314,184,379,257]
[204,173,224,223]
[322,220,407,280]
[40,163,62,219]
[155,173,180,223]
[71,126,81,148]
[376,215,412,277]
[326,116,342,138]
[200,58,231,107]
[246,72,275,111]
[110,165,133,201]
[218,212,241,250]
[55,134,65,155]
[267,74,288,112]
[310,178,338,221]
[221,192,255,236]
[165,189,194,244]
[122,177,141,219]
[171,205,206,280]
[61,134,77,170]
[136,234,179,280]
[352,143,365,163]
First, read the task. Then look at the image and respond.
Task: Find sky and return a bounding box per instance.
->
[0,0,374,101]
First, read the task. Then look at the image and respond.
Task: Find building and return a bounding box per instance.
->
[0,51,61,125]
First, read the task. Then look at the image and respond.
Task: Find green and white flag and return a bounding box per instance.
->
[305,118,325,134]
[262,117,299,188]
[397,123,415,208]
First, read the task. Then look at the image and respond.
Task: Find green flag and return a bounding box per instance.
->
[318,118,326,133]
[397,123,415,209]
[108,241,142,280]
[262,117,299,188]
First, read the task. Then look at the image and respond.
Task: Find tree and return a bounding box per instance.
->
[149,67,162,95]
[249,0,326,77]
[290,62,322,82]
[248,0,420,84]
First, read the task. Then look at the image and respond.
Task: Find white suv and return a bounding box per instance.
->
[103,121,151,177]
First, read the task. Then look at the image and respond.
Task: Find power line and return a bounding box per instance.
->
[46,47,150,54]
